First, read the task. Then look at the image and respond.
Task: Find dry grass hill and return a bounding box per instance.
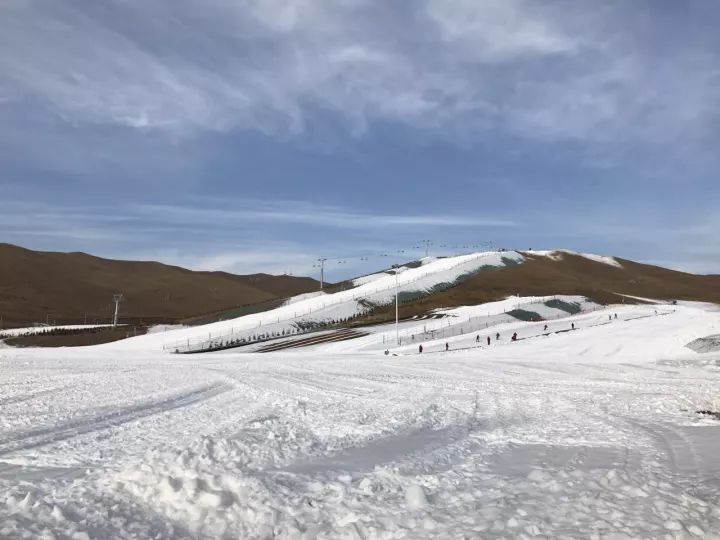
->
[0,243,320,328]
[3,244,719,336]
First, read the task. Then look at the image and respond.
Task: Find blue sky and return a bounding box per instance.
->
[1,0,719,280]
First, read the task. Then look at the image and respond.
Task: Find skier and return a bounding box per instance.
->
[614,313,618,319]
[476,335,480,343]
[511,332,518,341]
[496,332,500,340]
[609,315,612,321]
[571,323,575,330]
[544,324,548,332]
[419,344,423,354]
[487,336,491,346]
[445,342,449,352]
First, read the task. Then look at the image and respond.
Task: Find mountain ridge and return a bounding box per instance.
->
[0,243,321,327]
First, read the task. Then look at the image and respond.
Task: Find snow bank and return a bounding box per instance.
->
[0,324,118,338]
[282,290,327,305]
[145,324,189,334]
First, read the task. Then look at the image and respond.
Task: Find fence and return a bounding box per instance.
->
[405,307,676,353]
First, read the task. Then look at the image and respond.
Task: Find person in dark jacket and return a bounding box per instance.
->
[419,345,423,354]
[511,332,518,341]
[445,342,449,351]
[496,332,500,340]
[486,336,491,346]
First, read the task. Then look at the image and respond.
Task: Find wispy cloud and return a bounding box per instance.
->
[123,245,322,277]
[0,199,516,241]
[1,2,719,276]
[2,0,716,152]
[134,201,518,229]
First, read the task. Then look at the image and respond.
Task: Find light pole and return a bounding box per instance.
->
[392,264,400,345]
[316,257,327,290]
[112,294,123,328]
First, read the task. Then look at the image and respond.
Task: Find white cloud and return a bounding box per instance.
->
[425,0,577,60]
[126,245,321,276]
[3,0,715,149]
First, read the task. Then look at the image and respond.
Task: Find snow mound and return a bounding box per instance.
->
[687,334,720,353]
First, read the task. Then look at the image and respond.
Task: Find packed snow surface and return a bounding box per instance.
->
[2,301,720,539]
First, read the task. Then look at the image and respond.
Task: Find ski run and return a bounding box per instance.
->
[1,253,720,539]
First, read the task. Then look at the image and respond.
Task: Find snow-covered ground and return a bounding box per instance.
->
[1,300,720,538]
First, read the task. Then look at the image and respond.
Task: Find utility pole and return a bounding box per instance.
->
[392,264,400,345]
[112,294,123,328]
[316,258,327,290]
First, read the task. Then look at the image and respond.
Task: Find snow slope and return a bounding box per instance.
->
[351,257,439,287]
[2,301,720,538]
[104,250,524,353]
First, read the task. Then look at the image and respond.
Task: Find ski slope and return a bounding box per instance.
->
[103,250,524,353]
[1,301,720,538]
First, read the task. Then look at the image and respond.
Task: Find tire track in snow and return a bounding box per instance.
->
[0,385,74,406]
[0,383,232,456]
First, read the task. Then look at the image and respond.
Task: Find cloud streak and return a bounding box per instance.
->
[0,199,516,243]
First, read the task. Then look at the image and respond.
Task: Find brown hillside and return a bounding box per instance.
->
[353,251,720,324]
[0,243,320,328]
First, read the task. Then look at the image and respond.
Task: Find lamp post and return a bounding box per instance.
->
[392,264,400,345]
[315,257,327,290]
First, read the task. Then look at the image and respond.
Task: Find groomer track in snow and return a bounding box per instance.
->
[2,301,720,538]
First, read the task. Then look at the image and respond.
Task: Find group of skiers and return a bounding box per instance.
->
[394,311,636,357]
[414,315,620,354]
